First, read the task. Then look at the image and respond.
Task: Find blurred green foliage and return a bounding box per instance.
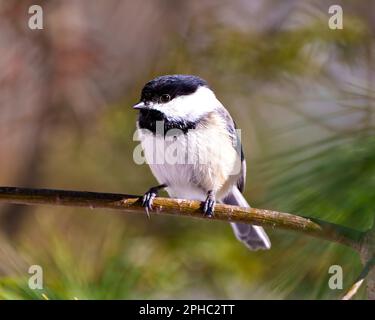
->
[0,1,374,300]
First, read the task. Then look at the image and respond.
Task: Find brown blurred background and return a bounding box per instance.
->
[0,0,374,299]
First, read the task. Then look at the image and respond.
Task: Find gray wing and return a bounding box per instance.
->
[235,129,246,192]
[216,106,246,192]
[217,107,271,251]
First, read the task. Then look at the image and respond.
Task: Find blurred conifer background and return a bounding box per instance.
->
[0,0,374,299]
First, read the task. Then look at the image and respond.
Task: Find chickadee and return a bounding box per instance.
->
[133,74,271,250]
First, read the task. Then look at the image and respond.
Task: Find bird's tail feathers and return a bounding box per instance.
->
[223,187,271,251]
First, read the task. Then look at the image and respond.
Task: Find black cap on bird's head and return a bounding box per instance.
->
[133,75,208,109]
[134,75,217,133]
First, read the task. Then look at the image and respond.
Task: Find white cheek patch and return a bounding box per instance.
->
[152,86,222,121]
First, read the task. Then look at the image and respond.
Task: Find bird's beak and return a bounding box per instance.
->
[133,102,148,110]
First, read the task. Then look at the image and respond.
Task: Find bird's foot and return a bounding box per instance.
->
[141,184,167,219]
[203,191,216,217]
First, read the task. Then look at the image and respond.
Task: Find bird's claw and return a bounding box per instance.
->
[203,193,216,217]
[142,189,157,218]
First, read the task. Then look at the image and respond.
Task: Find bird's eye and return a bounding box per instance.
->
[160,94,171,103]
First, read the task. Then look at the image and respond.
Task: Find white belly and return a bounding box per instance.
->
[138,124,239,201]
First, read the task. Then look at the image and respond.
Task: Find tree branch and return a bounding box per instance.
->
[0,186,364,251]
[342,257,375,300]
[359,216,375,299]
[342,279,365,300]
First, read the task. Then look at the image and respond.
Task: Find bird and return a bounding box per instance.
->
[133,74,271,251]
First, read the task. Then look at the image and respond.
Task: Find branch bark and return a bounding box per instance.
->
[0,186,364,251]
[342,257,375,300]
[359,216,375,299]
[1,186,375,299]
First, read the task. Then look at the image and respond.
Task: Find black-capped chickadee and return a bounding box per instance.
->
[133,75,271,250]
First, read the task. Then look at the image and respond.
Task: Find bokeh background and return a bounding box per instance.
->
[0,0,374,299]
